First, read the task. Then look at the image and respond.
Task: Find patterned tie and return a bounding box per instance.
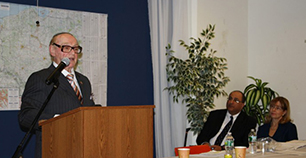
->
[66,74,83,104]
[214,116,233,146]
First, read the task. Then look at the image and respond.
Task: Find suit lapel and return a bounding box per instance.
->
[75,72,84,93]
[47,64,74,95]
[48,64,81,104]
[231,112,245,133]
[213,110,227,135]
[58,74,77,96]
[73,72,85,104]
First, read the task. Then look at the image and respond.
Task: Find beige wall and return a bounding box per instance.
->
[197,0,249,109]
[197,0,306,140]
[248,0,306,140]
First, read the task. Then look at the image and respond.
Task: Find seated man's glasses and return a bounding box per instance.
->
[52,43,82,54]
[227,97,242,104]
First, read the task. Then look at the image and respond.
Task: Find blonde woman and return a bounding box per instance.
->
[257,97,298,142]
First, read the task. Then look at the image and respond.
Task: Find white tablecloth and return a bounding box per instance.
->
[164,140,306,158]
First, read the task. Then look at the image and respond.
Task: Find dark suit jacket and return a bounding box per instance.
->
[18,64,95,158]
[196,109,257,147]
[257,122,298,142]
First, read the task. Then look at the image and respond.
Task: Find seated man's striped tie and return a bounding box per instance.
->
[214,116,233,146]
[66,74,83,104]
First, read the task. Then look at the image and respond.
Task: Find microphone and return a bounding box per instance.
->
[45,58,70,85]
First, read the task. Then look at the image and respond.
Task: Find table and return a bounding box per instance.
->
[165,140,306,158]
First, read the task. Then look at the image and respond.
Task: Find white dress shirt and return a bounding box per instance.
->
[209,111,240,146]
[53,61,83,97]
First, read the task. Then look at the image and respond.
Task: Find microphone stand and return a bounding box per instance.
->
[12,80,60,158]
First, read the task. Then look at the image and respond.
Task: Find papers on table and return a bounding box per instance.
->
[276,140,306,151]
[192,150,225,157]
[188,140,306,157]
[185,140,306,158]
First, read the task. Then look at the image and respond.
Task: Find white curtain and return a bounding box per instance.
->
[147,0,196,157]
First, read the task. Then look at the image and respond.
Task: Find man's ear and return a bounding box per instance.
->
[49,45,55,57]
[241,103,246,108]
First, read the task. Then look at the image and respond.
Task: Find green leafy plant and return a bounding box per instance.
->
[243,76,279,125]
[165,24,230,134]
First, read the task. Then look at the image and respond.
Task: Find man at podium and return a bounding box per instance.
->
[18,32,95,158]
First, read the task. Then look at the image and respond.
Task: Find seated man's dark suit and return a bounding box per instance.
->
[18,64,95,158]
[196,109,257,147]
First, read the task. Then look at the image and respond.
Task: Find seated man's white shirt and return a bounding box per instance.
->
[209,111,240,146]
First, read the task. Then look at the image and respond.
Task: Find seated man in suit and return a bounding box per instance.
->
[18,32,95,158]
[196,90,257,151]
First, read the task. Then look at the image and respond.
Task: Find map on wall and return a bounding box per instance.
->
[0,2,108,110]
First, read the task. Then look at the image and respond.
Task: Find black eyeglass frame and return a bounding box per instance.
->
[52,43,82,54]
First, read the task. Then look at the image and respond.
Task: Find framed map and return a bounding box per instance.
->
[0,2,107,110]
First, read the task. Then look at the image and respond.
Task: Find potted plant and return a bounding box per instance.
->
[165,24,230,134]
[243,76,279,125]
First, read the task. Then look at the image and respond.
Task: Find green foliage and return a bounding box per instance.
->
[243,76,279,125]
[165,24,230,135]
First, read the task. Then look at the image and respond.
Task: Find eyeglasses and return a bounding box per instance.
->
[227,97,242,104]
[270,105,283,111]
[52,43,82,54]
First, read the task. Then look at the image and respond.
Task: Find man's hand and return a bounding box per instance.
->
[210,145,222,151]
[201,142,222,151]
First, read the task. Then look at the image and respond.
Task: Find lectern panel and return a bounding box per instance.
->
[40,105,154,158]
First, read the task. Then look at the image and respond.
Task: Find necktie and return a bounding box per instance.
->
[66,74,83,104]
[214,116,233,146]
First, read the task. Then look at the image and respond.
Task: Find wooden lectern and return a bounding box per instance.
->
[39,105,155,158]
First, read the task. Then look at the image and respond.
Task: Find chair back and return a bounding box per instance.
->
[184,128,191,147]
